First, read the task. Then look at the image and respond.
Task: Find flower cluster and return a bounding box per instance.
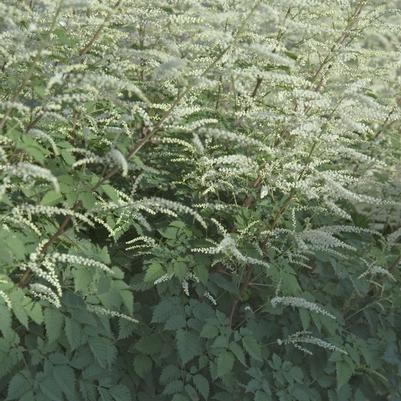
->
[277,331,347,355]
[271,296,336,320]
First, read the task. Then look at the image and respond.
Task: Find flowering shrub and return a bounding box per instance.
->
[0,1,401,400]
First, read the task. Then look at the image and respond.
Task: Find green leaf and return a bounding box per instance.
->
[135,333,162,355]
[165,314,187,330]
[299,308,311,330]
[292,384,311,401]
[4,234,25,260]
[9,290,29,328]
[79,380,97,401]
[101,184,120,202]
[184,384,199,401]
[26,302,43,324]
[200,323,219,339]
[39,376,63,400]
[134,354,152,378]
[336,360,354,389]
[0,303,12,337]
[160,227,178,240]
[109,384,131,401]
[144,263,164,283]
[73,268,93,293]
[89,336,117,369]
[60,149,75,165]
[41,190,62,205]
[229,342,247,366]
[65,318,82,350]
[44,307,64,343]
[19,391,35,401]
[216,351,234,377]
[7,373,31,400]
[212,335,230,349]
[173,261,187,281]
[54,27,77,46]
[163,380,184,395]
[242,336,262,361]
[193,374,209,400]
[118,319,135,340]
[255,391,270,401]
[21,137,47,163]
[194,264,208,285]
[120,289,134,315]
[176,329,202,365]
[53,365,75,399]
[78,191,96,209]
[160,365,181,384]
[152,297,183,324]
[99,387,113,401]
[337,383,352,401]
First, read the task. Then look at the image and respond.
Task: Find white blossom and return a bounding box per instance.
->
[271,296,336,319]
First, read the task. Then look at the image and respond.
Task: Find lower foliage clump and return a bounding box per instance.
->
[1,1,401,400]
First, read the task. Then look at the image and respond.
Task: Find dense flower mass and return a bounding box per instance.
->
[0,1,401,400]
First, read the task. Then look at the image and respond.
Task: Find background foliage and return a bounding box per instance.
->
[0,0,401,400]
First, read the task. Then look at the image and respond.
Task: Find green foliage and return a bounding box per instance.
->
[1,0,401,400]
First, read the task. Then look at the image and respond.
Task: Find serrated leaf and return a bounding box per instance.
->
[78,191,96,209]
[144,263,164,283]
[27,302,43,324]
[255,391,269,401]
[229,342,247,366]
[65,318,82,350]
[109,384,131,401]
[118,319,135,340]
[101,184,120,202]
[176,329,202,365]
[193,374,209,400]
[216,351,234,377]
[152,297,183,324]
[211,335,229,349]
[39,376,63,400]
[173,261,187,281]
[160,227,178,240]
[160,365,181,385]
[72,268,92,293]
[337,383,352,401]
[194,265,208,285]
[79,380,97,401]
[184,384,199,401]
[336,360,354,389]
[41,190,62,205]
[163,380,184,395]
[200,323,218,339]
[7,373,31,400]
[165,314,187,330]
[120,289,134,315]
[19,391,35,401]
[53,365,75,399]
[89,336,117,369]
[242,336,262,361]
[9,290,29,328]
[99,387,113,401]
[134,354,152,378]
[135,333,162,355]
[0,303,12,337]
[44,307,64,344]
